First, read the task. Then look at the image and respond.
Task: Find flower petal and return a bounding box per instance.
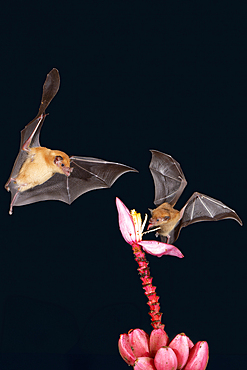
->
[154,346,178,370]
[118,333,136,366]
[116,197,136,244]
[149,328,169,357]
[187,336,194,349]
[169,333,189,369]
[128,328,150,358]
[134,357,156,370]
[183,341,209,370]
[138,240,184,258]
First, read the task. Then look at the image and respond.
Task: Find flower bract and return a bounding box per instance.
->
[116,197,183,258]
[118,328,209,370]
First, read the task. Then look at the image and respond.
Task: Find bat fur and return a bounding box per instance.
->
[148,150,242,244]
[5,69,137,214]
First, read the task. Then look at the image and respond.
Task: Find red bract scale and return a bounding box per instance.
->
[116,198,209,369]
[118,329,209,370]
[116,197,183,329]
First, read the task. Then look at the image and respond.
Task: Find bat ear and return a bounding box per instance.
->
[148,208,153,214]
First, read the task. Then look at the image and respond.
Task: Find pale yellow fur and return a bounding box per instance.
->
[15,147,70,191]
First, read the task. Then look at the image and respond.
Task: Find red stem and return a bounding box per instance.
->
[132,242,165,330]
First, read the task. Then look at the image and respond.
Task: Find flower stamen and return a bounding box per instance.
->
[130,209,143,242]
[143,226,161,235]
[141,213,148,233]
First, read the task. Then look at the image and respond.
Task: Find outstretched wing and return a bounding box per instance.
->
[170,192,243,243]
[5,69,60,183]
[8,156,138,208]
[20,68,60,150]
[36,68,60,119]
[149,150,187,207]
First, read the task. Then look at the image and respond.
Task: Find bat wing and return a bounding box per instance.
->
[20,68,60,149]
[36,68,60,118]
[9,156,138,208]
[149,150,187,207]
[5,69,60,183]
[170,192,243,243]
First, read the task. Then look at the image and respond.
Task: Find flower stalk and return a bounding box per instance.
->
[116,197,183,329]
[116,198,209,369]
[131,241,164,329]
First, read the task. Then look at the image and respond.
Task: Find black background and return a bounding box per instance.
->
[0,1,246,369]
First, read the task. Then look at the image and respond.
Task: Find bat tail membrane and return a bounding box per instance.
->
[149,150,187,207]
[8,174,70,210]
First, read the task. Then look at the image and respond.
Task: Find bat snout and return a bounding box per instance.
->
[62,166,73,177]
[147,221,156,230]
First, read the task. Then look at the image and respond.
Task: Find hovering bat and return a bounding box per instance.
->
[147,150,242,244]
[5,68,137,214]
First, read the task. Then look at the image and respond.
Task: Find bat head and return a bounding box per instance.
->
[147,202,180,236]
[52,150,72,177]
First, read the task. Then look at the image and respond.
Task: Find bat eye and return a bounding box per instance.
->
[61,163,64,167]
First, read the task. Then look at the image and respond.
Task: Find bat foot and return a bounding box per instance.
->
[8,190,20,215]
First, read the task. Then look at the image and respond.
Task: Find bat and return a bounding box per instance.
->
[147,150,242,244]
[5,68,137,215]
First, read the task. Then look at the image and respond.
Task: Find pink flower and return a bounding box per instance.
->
[118,328,209,370]
[116,198,184,258]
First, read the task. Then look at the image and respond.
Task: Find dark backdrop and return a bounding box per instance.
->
[0,1,246,369]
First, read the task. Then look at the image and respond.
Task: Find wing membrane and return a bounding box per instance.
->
[149,150,187,206]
